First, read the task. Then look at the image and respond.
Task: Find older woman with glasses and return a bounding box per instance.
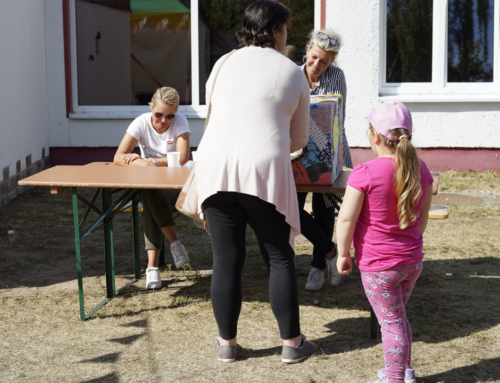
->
[300,29,354,292]
[114,86,191,290]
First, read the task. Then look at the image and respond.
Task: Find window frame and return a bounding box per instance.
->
[379,0,500,102]
[67,0,323,119]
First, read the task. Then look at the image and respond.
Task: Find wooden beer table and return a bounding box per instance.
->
[18,166,380,335]
[19,164,190,321]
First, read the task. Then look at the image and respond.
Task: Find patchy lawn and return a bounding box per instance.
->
[0,171,499,382]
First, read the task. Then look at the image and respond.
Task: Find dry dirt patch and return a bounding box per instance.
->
[0,180,500,382]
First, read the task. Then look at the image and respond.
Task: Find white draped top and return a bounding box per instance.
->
[195,46,310,248]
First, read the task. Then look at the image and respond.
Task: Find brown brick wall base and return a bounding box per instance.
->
[1,154,50,207]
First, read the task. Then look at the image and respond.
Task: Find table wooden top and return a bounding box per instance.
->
[19,165,192,190]
[296,170,350,193]
[19,163,349,194]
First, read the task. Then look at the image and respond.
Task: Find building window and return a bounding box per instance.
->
[448,0,494,83]
[380,0,499,101]
[69,0,318,118]
[386,0,433,83]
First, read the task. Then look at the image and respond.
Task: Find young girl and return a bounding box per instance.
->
[336,102,433,383]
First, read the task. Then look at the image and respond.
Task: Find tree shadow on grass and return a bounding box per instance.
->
[418,357,500,382]
[80,352,121,364]
[235,317,377,360]
[162,256,500,347]
[79,372,119,383]
[81,254,500,352]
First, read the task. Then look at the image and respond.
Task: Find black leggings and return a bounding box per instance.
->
[203,192,300,340]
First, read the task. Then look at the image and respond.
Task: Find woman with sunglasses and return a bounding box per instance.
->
[300,29,354,291]
[114,86,191,290]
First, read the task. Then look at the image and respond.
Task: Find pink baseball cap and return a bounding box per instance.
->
[368,102,413,141]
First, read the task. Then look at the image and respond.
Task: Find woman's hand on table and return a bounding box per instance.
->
[145,158,160,167]
[122,153,141,164]
[337,253,352,275]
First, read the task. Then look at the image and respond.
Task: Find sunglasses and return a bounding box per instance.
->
[317,32,340,48]
[154,112,176,120]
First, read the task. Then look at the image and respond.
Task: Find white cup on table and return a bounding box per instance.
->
[192,151,197,162]
[167,152,180,167]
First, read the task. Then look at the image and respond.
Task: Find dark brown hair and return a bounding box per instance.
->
[236,0,291,48]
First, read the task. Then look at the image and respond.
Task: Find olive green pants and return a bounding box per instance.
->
[141,189,180,251]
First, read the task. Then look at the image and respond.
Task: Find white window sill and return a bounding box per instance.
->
[379,94,500,103]
[69,109,208,120]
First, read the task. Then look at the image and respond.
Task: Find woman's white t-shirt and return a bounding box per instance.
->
[127,112,191,159]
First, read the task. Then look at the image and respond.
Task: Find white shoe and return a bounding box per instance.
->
[193,219,205,229]
[171,242,190,268]
[377,368,416,383]
[326,254,343,286]
[305,267,324,290]
[145,267,162,289]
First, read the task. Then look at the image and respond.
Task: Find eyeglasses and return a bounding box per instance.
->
[154,112,176,120]
[317,32,340,48]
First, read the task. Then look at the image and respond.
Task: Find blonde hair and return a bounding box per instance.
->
[369,125,422,230]
[306,28,342,64]
[149,87,180,112]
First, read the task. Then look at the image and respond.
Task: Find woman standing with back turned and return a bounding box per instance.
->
[195,0,317,364]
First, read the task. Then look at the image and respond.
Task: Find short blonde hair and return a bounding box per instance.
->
[306,28,343,64]
[149,87,180,112]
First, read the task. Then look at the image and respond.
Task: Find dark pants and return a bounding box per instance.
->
[203,192,301,340]
[297,192,336,270]
[141,189,179,250]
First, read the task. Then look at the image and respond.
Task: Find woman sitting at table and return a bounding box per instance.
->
[114,86,191,289]
[300,29,354,291]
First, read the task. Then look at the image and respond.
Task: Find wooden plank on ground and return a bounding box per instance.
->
[429,205,448,219]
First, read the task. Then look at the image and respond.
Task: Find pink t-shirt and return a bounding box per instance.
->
[347,157,433,271]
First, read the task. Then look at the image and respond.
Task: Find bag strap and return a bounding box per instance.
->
[204,49,237,131]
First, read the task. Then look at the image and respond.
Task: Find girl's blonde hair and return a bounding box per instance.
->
[305,28,342,64]
[369,125,422,229]
[149,87,180,112]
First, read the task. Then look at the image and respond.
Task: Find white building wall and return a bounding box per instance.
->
[42,1,499,151]
[0,0,49,176]
[326,0,500,150]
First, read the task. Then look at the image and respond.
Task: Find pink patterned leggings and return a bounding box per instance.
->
[361,261,422,383]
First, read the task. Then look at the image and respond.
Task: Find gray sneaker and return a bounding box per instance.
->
[214,338,237,362]
[171,242,190,268]
[281,335,318,363]
[377,368,416,383]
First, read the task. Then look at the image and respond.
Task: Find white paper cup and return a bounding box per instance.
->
[167,152,180,167]
[192,151,197,162]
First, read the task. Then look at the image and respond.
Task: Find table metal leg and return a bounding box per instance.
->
[102,188,115,299]
[370,307,380,339]
[159,239,166,266]
[132,192,141,280]
[72,188,85,321]
[71,188,148,320]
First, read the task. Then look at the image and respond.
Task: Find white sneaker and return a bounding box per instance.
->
[326,254,343,286]
[145,267,162,289]
[305,267,324,290]
[377,368,416,383]
[192,219,205,229]
[171,242,190,268]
